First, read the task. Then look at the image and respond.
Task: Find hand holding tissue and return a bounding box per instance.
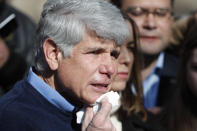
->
[76,91,120,124]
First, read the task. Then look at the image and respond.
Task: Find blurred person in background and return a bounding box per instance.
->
[161,23,197,131]
[111,13,163,131]
[111,0,178,115]
[168,9,197,56]
[0,0,36,95]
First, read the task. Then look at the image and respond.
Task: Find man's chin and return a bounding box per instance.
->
[140,46,164,56]
[83,96,100,106]
[84,100,97,106]
[83,89,110,106]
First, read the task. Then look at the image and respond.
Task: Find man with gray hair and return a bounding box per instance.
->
[0,0,129,130]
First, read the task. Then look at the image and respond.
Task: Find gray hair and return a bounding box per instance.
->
[34,0,129,72]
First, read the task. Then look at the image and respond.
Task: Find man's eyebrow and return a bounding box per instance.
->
[111,47,120,54]
[83,46,119,54]
[83,47,106,52]
[128,41,135,45]
[125,6,137,11]
[125,6,170,10]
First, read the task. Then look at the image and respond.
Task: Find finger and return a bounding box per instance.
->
[113,125,117,131]
[96,96,112,120]
[82,107,93,131]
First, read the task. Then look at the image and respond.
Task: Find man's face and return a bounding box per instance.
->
[121,0,173,55]
[57,32,119,105]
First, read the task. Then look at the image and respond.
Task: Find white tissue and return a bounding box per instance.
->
[93,91,120,113]
[76,108,86,124]
[76,91,120,124]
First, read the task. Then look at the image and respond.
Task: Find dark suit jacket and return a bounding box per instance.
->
[156,52,179,107]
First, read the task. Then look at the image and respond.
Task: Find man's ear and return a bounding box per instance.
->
[43,38,61,71]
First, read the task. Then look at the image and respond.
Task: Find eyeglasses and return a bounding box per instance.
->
[125,7,172,20]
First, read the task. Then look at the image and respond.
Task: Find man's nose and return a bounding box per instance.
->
[99,57,116,77]
[142,14,157,30]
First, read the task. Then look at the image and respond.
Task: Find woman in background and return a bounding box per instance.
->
[161,24,197,131]
[111,12,162,131]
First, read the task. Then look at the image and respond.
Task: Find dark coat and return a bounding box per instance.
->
[0,79,81,131]
[156,52,179,107]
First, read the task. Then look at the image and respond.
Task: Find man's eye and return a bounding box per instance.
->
[89,50,102,54]
[127,7,146,17]
[129,10,144,16]
[155,10,168,17]
[127,46,135,52]
[111,51,120,59]
[154,8,171,17]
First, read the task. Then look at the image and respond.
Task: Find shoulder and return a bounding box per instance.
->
[164,53,179,65]
[0,80,44,130]
[163,53,179,68]
[0,100,33,130]
[0,80,35,115]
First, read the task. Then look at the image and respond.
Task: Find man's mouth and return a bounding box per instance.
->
[90,82,110,93]
[140,35,159,40]
[91,83,109,88]
[141,35,158,39]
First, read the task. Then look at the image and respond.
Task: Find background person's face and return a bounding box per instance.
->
[112,21,135,92]
[187,48,197,97]
[56,32,119,104]
[121,0,173,56]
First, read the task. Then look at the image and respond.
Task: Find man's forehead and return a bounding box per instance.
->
[81,41,118,51]
[74,35,118,51]
[122,0,171,9]
[83,29,118,47]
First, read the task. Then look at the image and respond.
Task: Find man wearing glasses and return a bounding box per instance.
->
[111,0,178,115]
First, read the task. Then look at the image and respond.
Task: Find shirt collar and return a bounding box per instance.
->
[155,52,164,71]
[149,52,165,75]
[26,67,75,113]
